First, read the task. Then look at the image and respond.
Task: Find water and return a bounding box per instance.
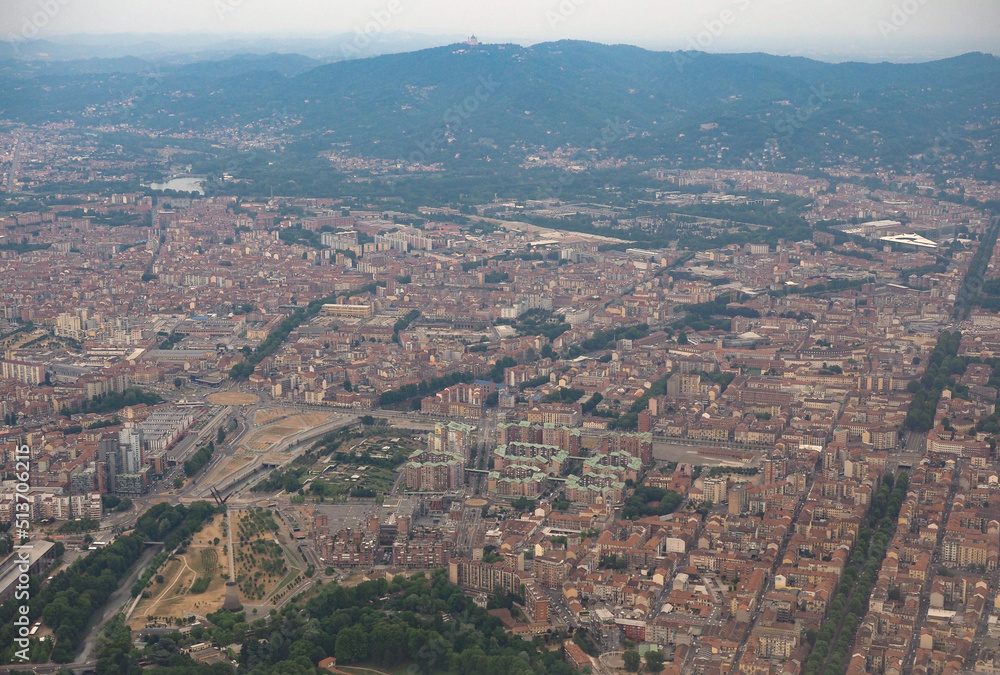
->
[149,176,205,195]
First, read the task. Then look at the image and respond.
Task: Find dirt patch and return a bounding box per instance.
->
[298,413,330,427]
[202,456,252,485]
[129,515,231,629]
[254,408,295,425]
[207,392,260,405]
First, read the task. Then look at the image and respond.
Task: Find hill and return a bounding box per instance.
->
[1,41,997,184]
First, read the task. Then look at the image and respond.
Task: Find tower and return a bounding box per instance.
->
[119,423,144,475]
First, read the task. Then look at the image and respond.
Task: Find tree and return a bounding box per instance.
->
[284,474,302,493]
[173,377,184,389]
[677,331,689,345]
[173,476,184,489]
[343,379,353,392]
[645,648,664,672]
[217,427,226,444]
[623,649,641,672]
[335,625,369,663]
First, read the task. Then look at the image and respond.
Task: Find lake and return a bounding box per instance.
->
[149,176,205,194]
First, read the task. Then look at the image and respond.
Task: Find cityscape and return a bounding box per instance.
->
[1,3,1000,675]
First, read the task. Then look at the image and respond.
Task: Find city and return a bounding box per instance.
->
[1,5,999,675]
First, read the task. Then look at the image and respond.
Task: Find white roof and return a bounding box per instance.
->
[880,233,938,249]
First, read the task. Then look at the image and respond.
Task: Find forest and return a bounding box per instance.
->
[0,501,219,664]
[94,570,582,675]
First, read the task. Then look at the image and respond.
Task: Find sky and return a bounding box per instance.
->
[1,0,998,61]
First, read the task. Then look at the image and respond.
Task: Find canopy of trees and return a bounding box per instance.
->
[0,502,218,663]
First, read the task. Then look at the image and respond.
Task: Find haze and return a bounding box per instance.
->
[1,0,998,62]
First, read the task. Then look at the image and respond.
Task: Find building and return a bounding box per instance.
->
[565,473,624,505]
[119,424,144,475]
[449,557,527,596]
[374,230,433,252]
[498,421,581,455]
[0,540,57,603]
[405,450,465,492]
[421,383,491,419]
[391,529,453,567]
[525,404,582,427]
[1,360,44,385]
[139,407,199,454]
[487,465,549,498]
[0,491,102,523]
[320,230,359,250]
[426,422,476,462]
[523,580,550,622]
[583,451,642,485]
[703,477,728,504]
[321,303,374,318]
[601,432,654,466]
[493,442,568,476]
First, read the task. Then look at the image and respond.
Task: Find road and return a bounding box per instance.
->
[6,130,22,191]
[471,409,497,495]
[901,464,958,675]
[904,430,927,454]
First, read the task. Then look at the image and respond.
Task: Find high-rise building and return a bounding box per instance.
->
[120,424,144,475]
[703,477,728,505]
[762,457,787,485]
[728,484,748,515]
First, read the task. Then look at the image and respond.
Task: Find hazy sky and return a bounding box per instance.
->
[2,0,998,61]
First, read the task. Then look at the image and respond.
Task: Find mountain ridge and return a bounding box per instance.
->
[0,41,996,181]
